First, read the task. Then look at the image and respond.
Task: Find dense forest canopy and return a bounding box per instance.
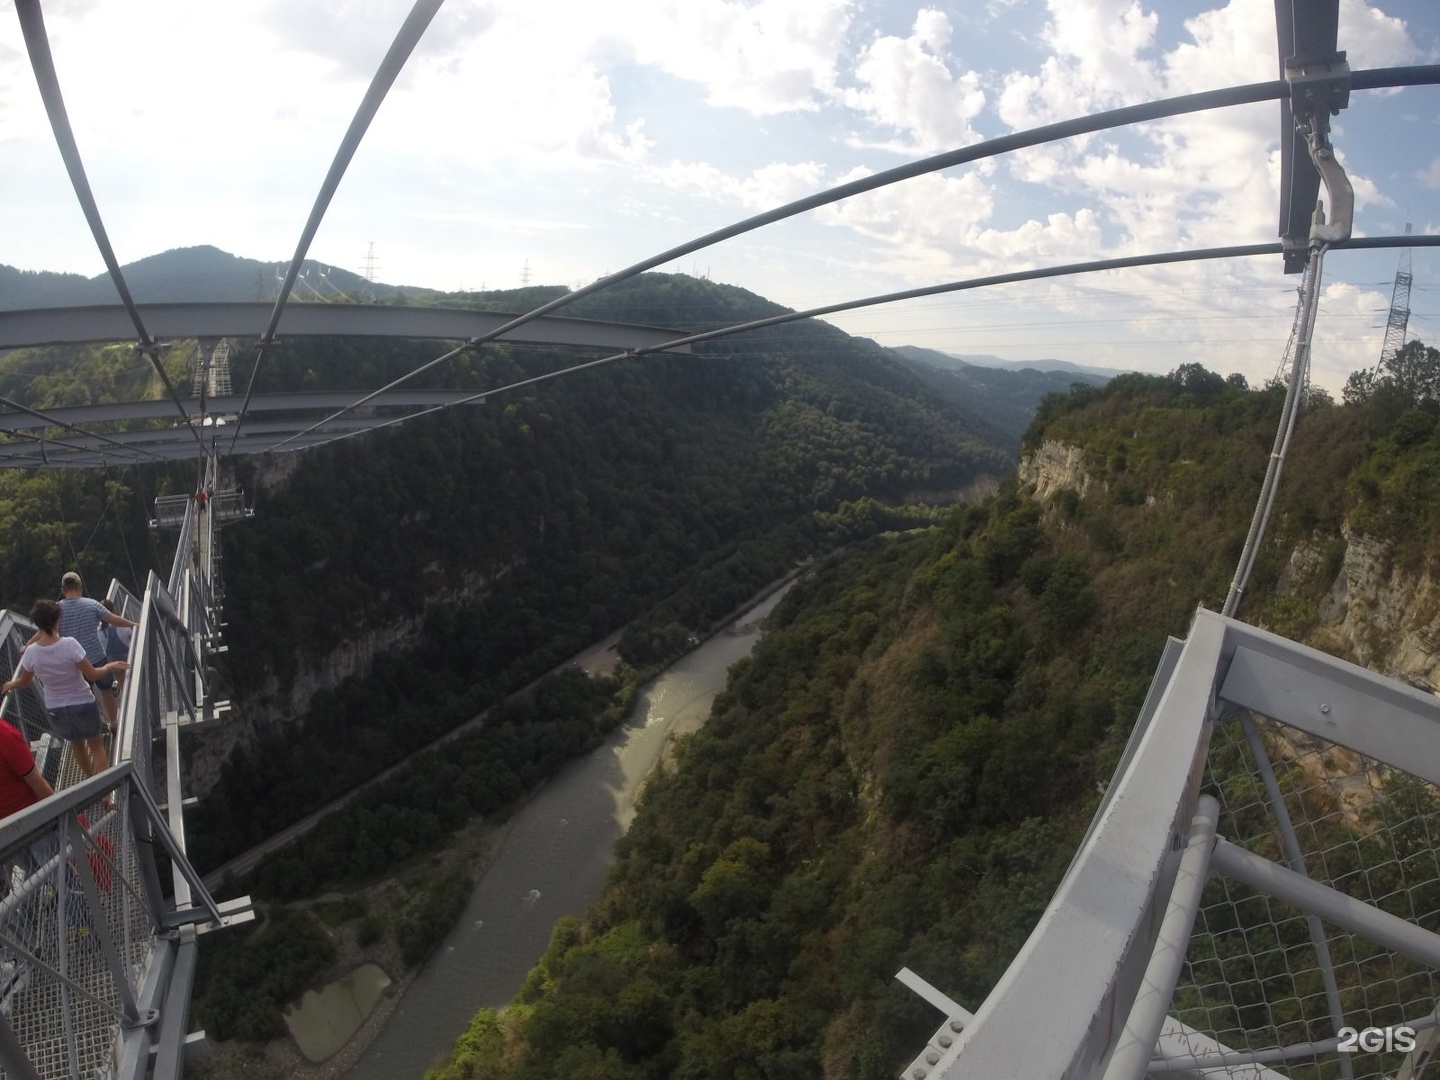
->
[0,273,1026,878]
[10,255,1440,1075]
[420,345,1440,1080]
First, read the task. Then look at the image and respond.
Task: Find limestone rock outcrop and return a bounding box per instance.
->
[1017,440,1094,501]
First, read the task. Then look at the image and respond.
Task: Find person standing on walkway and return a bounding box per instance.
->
[3,599,128,780]
[100,599,134,699]
[56,573,136,730]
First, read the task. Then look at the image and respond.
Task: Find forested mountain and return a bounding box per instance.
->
[0,245,391,308]
[188,274,1016,869]
[0,265,1038,1046]
[0,266,1023,881]
[908,348,1131,379]
[421,348,1440,1080]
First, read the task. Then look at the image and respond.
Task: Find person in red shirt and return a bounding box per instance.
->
[0,718,53,820]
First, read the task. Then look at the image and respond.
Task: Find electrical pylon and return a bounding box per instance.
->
[1377,223,1413,369]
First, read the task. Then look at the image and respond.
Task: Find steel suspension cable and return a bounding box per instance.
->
[263,241,1289,454]
[0,396,160,466]
[265,233,1428,455]
[15,0,205,454]
[271,64,1440,452]
[1223,244,1327,617]
[227,0,445,456]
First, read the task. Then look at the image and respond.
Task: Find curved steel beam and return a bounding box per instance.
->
[277,80,1295,446]
[15,0,204,451]
[232,0,445,451]
[261,233,1436,455]
[1,234,1428,468]
[279,65,1440,449]
[0,430,360,468]
[0,394,159,465]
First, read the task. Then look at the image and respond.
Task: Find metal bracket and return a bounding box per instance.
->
[896,967,974,1079]
[1285,54,1353,246]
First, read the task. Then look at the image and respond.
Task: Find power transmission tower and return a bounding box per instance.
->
[1377,223,1413,369]
[358,242,380,301]
[521,259,532,286]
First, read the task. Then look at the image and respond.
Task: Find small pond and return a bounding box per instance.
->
[285,962,392,1062]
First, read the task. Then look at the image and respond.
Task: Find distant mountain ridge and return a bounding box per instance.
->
[0,245,390,310]
[0,246,1121,457]
[889,344,1113,451]
[900,345,1133,380]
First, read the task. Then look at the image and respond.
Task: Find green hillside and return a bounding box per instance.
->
[421,347,1440,1080]
[0,245,389,308]
[185,273,1014,869]
[0,266,1025,881]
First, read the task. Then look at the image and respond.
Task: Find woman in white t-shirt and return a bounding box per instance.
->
[1,599,128,779]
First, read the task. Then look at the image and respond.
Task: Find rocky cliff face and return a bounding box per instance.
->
[185,566,500,798]
[1308,528,1440,693]
[1019,439,1440,694]
[1016,440,1096,501]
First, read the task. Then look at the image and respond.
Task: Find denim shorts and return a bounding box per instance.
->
[88,669,116,691]
[46,701,103,740]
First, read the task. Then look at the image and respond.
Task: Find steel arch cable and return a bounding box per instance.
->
[14,0,205,455]
[0,396,161,467]
[261,241,1287,455]
[270,64,1440,452]
[257,233,1436,457]
[227,0,446,456]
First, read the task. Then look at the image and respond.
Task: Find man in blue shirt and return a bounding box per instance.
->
[57,572,137,730]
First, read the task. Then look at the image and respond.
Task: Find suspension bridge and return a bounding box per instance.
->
[0,0,1439,1076]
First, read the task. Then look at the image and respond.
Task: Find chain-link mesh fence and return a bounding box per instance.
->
[0,786,159,1079]
[1169,712,1440,1078]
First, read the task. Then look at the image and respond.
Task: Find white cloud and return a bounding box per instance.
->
[1420,158,1440,190]
[818,169,996,253]
[844,9,986,153]
[998,0,1161,129]
[623,0,853,115]
[1167,0,1276,90]
[653,159,829,210]
[969,207,1106,265]
[1338,0,1417,67]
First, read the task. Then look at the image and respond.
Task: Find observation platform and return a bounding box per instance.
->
[899,611,1440,1080]
[0,463,250,1079]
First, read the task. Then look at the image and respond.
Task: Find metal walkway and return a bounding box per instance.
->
[0,463,250,1080]
[900,610,1440,1079]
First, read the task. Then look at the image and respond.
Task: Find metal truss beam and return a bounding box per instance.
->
[0,430,370,468]
[0,303,692,353]
[1220,635,1440,785]
[0,416,390,455]
[937,613,1225,1078]
[0,390,485,431]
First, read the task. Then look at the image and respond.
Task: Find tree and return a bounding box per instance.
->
[1343,339,1440,410]
[1383,340,1440,405]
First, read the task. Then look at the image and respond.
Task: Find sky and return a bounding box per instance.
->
[1,0,1438,394]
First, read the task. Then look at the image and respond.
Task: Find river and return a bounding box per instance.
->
[343,584,794,1079]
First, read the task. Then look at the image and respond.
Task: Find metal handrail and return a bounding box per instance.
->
[0,485,247,1079]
